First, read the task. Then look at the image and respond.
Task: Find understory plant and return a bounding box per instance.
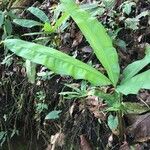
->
[2,0,150,140]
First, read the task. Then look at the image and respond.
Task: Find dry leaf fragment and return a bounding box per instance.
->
[127,113,150,142]
[80,134,92,150]
[50,132,65,150]
[72,31,83,47]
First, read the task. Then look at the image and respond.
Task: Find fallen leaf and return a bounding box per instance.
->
[119,141,130,150]
[45,110,62,120]
[72,31,83,47]
[80,134,92,150]
[127,113,150,142]
[81,46,92,53]
[69,103,76,116]
[86,96,107,120]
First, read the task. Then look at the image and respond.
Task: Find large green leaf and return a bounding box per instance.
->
[4,39,111,86]
[13,19,43,28]
[107,114,118,131]
[61,0,120,86]
[52,12,70,31]
[122,45,150,82]
[27,7,50,23]
[116,70,150,95]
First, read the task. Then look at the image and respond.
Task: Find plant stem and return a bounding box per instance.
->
[117,110,124,142]
[117,94,124,142]
[7,0,14,10]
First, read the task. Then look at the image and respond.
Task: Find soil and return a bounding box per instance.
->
[0,0,150,150]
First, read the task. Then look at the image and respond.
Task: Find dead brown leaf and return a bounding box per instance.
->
[127,113,150,142]
[72,31,83,47]
[80,134,92,150]
[86,96,107,120]
[119,141,130,150]
[50,132,65,150]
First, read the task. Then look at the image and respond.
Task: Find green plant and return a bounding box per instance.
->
[0,131,7,146]
[2,0,150,140]
[13,6,69,34]
[119,1,149,30]
[0,9,14,39]
[59,81,90,100]
[11,6,70,84]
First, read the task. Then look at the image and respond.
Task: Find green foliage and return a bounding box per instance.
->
[92,88,120,107]
[45,110,62,120]
[61,0,120,86]
[27,7,50,23]
[3,0,150,97]
[52,12,69,32]
[13,19,43,28]
[37,71,54,81]
[107,114,118,131]
[60,81,89,99]
[0,9,17,39]
[13,7,50,30]
[13,6,69,34]
[102,0,116,9]
[120,1,136,15]
[80,2,105,17]
[4,39,111,86]
[0,131,7,146]
[117,70,150,95]
[122,45,150,82]
[43,22,53,32]
[35,91,48,114]
[124,10,149,30]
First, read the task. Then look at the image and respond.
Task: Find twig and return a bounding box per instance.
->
[7,0,14,10]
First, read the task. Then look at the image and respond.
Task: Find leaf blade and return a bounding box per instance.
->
[122,45,150,82]
[61,0,120,86]
[13,19,43,28]
[117,70,150,95]
[4,39,111,86]
[27,7,50,23]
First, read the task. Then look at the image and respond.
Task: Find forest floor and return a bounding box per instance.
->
[0,0,150,150]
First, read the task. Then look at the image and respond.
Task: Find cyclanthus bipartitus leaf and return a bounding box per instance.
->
[61,0,120,86]
[27,7,50,23]
[4,39,111,86]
